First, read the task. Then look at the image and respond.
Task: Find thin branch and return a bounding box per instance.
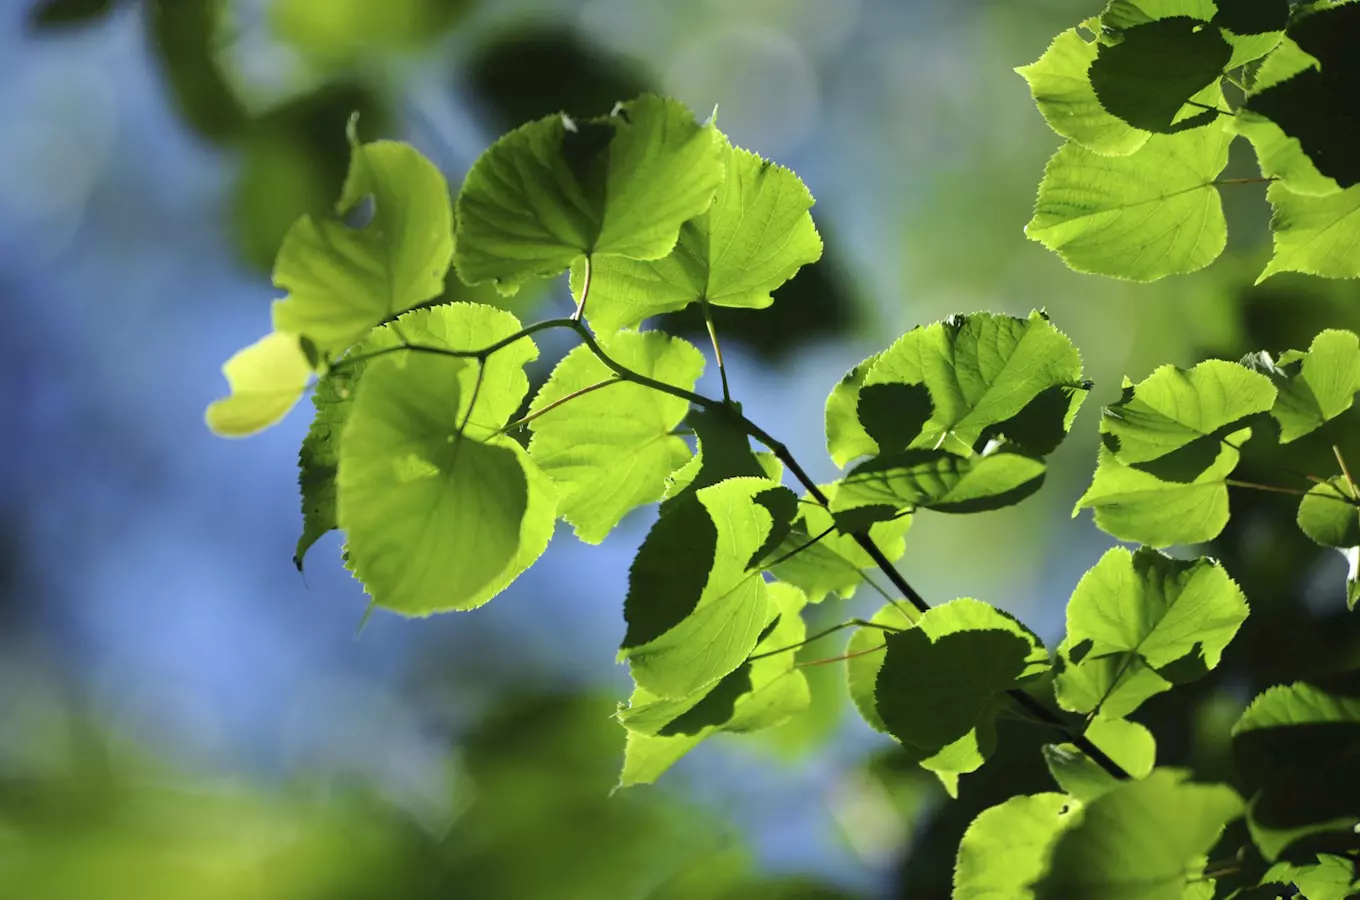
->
[457,360,485,436]
[1223,478,1313,498]
[1185,99,1234,117]
[759,523,839,571]
[572,255,592,322]
[499,377,623,434]
[700,297,733,405]
[333,317,578,373]
[1212,176,1276,186]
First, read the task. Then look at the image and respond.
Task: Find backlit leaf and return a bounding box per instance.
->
[580,140,822,333]
[206,332,314,437]
[620,477,794,698]
[1259,182,1360,282]
[1074,427,1248,547]
[1044,718,1158,802]
[1100,359,1276,464]
[1033,769,1243,900]
[859,311,1086,457]
[454,95,724,293]
[272,133,453,355]
[1248,329,1360,442]
[1027,124,1233,281]
[954,793,1081,900]
[1016,29,1150,156]
[832,449,1047,518]
[527,331,704,543]
[1054,546,1248,718]
[1089,18,1232,133]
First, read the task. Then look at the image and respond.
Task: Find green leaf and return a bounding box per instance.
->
[1027,124,1233,281]
[527,331,704,543]
[337,352,556,614]
[1100,359,1276,464]
[295,302,541,569]
[954,793,1082,900]
[617,583,811,787]
[661,406,770,505]
[453,95,724,293]
[1262,855,1359,900]
[620,477,794,698]
[767,482,913,603]
[850,599,1043,795]
[1297,477,1360,548]
[1016,29,1150,156]
[1089,18,1232,133]
[1260,183,1360,282]
[1233,39,1339,195]
[1054,547,1248,718]
[859,311,1087,457]
[875,599,1048,757]
[580,140,823,333]
[271,135,453,356]
[1074,426,1248,547]
[269,0,472,62]
[1033,769,1243,900]
[1044,718,1158,802]
[295,365,358,567]
[832,449,1047,517]
[205,332,314,437]
[1233,681,1360,860]
[1249,329,1360,442]
[826,352,886,468]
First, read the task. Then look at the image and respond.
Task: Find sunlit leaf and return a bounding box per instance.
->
[1100,359,1276,464]
[954,793,1082,900]
[527,331,704,543]
[1027,124,1233,281]
[1054,546,1248,718]
[1234,38,1339,196]
[1016,29,1150,156]
[205,332,314,437]
[1032,769,1243,900]
[454,95,724,293]
[1044,718,1158,802]
[618,583,811,786]
[581,140,822,333]
[1261,854,1359,900]
[272,133,453,355]
[1247,329,1360,442]
[337,352,556,614]
[1074,427,1248,547]
[1296,477,1359,549]
[859,311,1086,457]
[620,477,794,698]
[1259,183,1360,282]
[833,449,1047,521]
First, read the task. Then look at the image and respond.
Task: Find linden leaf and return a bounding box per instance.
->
[205,332,314,437]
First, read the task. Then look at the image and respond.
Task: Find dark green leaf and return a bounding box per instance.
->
[1089,17,1232,133]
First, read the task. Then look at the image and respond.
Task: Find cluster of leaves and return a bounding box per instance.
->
[1019,0,1360,283]
[205,88,1360,898]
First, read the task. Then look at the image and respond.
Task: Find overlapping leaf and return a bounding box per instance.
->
[579,140,822,333]
[296,303,543,570]
[766,482,912,603]
[1044,718,1157,802]
[337,351,556,615]
[831,448,1047,520]
[1259,182,1360,282]
[856,599,1048,792]
[271,131,453,355]
[849,311,1086,458]
[1100,359,1276,463]
[1248,329,1360,442]
[1016,29,1150,156]
[1235,38,1340,196]
[1032,769,1243,900]
[205,332,314,437]
[1261,855,1359,900]
[617,582,811,786]
[1074,427,1249,547]
[954,793,1082,900]
[1297,477,1360,610]
[453,94,724,293]
[1027,123,1233,281]
[1088,17,1231,133]
[527,331,704,543]
[620,477,795,699]
[1054,546,1248,718]
[1233,681,1360,860]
